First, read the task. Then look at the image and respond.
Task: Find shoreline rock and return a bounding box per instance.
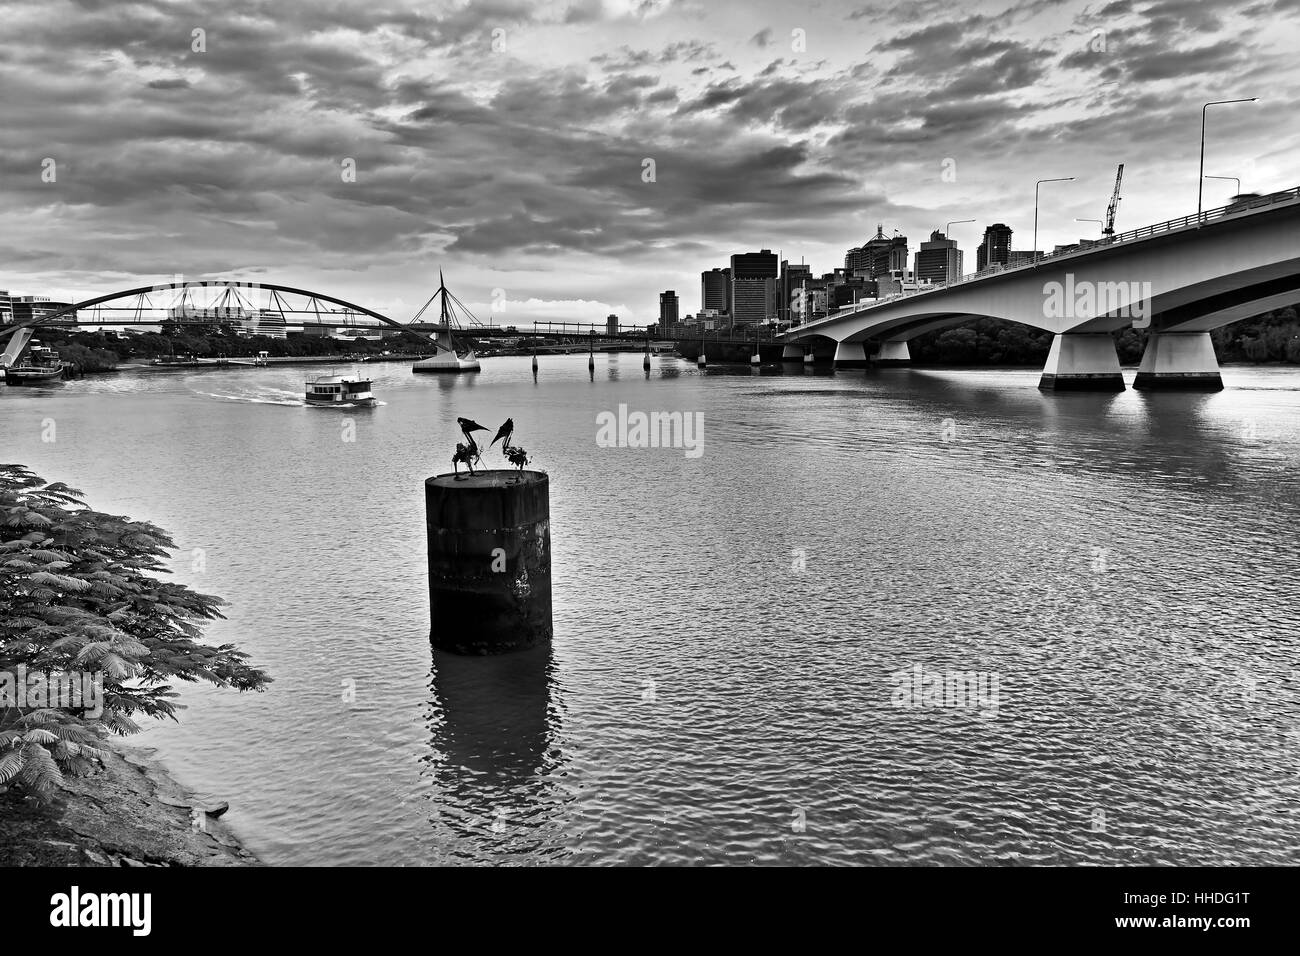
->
[0,739,258,867]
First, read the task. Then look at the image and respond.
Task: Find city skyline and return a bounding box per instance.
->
[2,0,1297,325]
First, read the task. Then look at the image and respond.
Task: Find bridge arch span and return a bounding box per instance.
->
[0,280,434,348]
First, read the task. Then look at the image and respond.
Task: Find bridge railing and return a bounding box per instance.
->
[787,183,1300,332]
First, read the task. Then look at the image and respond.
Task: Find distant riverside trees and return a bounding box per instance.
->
[1211,307,1300,363]
[37,328,415,366]
[0,465,269,803]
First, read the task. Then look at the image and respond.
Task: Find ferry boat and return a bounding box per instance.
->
[3,344,65,384]
[304,374,378,407]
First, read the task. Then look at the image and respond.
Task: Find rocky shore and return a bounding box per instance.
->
[0,741,257,867]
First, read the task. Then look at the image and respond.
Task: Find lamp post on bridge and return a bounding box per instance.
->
[1075,217,1103,239]
[1204,175,1241,203]
[1033,178,1074,263]
[942,219,975,284]
[1198,98,1257,220]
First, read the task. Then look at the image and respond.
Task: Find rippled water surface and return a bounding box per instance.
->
[4,355,1299,865]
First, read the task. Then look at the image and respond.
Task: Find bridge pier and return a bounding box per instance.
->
[1133,331,1223,391]
[833,341,869,368]
[1038,333,1125,391]
[873,341,911,367]
[781,345,804,361]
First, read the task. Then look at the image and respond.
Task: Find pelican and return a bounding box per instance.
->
[491,418,529,478]
[453,416,489,478]
[489,418,514,451]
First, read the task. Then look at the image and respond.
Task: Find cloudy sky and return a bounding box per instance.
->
[2,0,1298,325]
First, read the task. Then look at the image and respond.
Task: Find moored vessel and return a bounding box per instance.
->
[3,344,65,384]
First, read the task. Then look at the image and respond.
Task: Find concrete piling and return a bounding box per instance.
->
[425,470,553,655]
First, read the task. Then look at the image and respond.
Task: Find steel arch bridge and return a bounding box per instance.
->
[0,280,446,348]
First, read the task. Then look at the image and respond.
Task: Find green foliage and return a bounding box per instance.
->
[37,328,418,365]
[52,343,118,372]
[0,465,270,803]
[1212,308,1300,363]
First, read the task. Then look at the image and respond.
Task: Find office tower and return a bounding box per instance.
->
[914,230,964,284]
[701,268,729,315]
[976,223,1013,271]
[846,226,908,279]
[779,260,812,323]
[658,291,679,330]
[729,249,778,327]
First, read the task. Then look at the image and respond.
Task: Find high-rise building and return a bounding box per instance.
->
[779,260,812,324]
[914,230,964,284]
[729,249,779,327]
[0,291,12,324]
[976,223,1013,271]
[846,226,908,279]
[606,313,619,335]
[658,291,679,330]
[701,268,730,315]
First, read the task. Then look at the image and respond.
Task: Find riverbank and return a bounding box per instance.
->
[0,739,258,867]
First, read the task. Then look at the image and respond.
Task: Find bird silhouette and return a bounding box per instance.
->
[452,417,488,477]
[457,417,488,440]
[490,418,514,450]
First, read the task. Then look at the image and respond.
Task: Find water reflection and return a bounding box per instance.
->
[423,644,570,861]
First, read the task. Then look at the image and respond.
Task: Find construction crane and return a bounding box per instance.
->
[1103,163,1124,237]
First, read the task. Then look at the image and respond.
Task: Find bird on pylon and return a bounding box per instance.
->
[489,418,514,451]
[452,416,489,478]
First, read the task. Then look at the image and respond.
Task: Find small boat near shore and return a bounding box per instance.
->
[151,353,203,368]
[305,374,378,407]
[3,344,65,385]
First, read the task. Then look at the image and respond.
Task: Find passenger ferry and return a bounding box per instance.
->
[304,374,378,407]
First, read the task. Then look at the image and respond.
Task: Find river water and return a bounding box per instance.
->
[3,354,1299,865]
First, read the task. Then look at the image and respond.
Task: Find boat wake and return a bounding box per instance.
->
[194,389,304,407]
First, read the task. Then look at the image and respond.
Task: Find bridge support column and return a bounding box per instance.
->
[873,341,911,367]
[781,345,804,361]
[833,341,869,369]
[1133,331,1223,391]
[1038,333,1124,391]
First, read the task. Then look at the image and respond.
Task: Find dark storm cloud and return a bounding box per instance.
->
[2,0,1296,314]
[1058,0,1256,84]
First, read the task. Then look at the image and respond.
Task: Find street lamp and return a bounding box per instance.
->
[1199,98,1257,218]
[1204,174,1241,202]
[1075,217,1103,236]
[944,218,975,236]
[1034,178,1074,261]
